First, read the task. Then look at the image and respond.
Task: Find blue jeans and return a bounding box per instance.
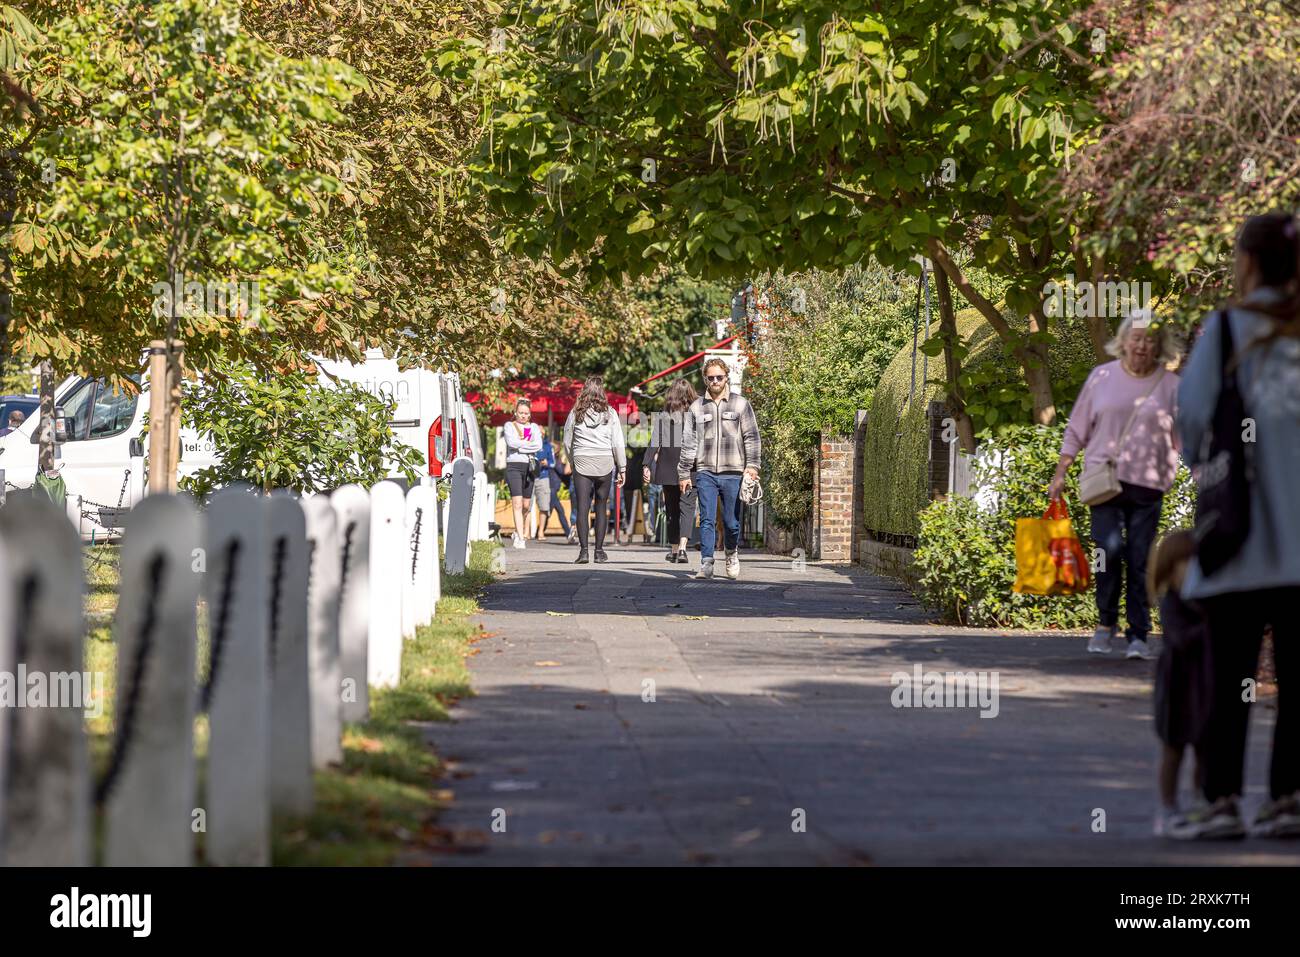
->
[1089,481,1163,641]
[694,471,742,560]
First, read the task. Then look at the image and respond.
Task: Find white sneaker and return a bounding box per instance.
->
[1086,626,1115,654]
[695,559,715,580]
[724,551,740,580]
[512,532,526,550]
[1154,807,1191,839]
[1126,638,1153,660]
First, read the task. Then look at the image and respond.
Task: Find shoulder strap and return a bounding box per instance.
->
[1116,365,1166,447]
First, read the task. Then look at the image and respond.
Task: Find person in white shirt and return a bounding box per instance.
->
[502,398,543,549]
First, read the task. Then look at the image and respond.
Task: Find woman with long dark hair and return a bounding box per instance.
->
[563,376,626,563]
[1173,212,1300,839]
[643,377,698,563]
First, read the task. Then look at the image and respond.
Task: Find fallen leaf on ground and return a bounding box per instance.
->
[574,703,588,710]
[682,614,710,620]
[545,611,572,617]
[534,660,562,667]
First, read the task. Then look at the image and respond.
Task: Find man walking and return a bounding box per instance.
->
[678,357,761,580]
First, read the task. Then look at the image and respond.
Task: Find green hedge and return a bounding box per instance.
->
[861,307,991,539]
[861,308,1101,540]
[913,424,1195,627]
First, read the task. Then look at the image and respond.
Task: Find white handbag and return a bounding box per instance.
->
[1078,369,1165,506]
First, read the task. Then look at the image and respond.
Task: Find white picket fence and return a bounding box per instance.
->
[0,456,480,866]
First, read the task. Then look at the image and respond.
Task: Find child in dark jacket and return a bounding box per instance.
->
[1149,530,1214,839]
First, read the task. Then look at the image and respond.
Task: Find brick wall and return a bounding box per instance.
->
[812,414,867,563]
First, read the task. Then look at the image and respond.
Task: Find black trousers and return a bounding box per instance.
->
[662,483,697,545]
[1202,587,1300,802]
[573,471,612,551]
[1089,482,1163,640]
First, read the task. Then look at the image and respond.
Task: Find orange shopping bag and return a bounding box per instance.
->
[1013,497,1091,595]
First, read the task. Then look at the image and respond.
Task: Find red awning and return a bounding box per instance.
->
[466,376,640,427]
[630,334,738,392]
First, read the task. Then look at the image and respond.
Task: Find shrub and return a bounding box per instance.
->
[913,424,1195,627]
[180,356,423,498]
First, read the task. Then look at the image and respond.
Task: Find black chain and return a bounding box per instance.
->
[116,469,130,508]
[95,552,166,807]
[304,537,317,609]
[409,507,423,580]
[338,520,356,611]
[199,539,240,713]
[268,534,287,673]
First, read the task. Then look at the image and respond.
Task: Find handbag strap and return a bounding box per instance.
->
[1114,364,1166,450]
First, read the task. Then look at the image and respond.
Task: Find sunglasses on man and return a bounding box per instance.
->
[705,374,727,382]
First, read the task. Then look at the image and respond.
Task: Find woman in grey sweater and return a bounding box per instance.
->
[1175,212,1300,839]
[563,376,626,563]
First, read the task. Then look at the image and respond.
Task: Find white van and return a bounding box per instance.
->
[0,352,486,540]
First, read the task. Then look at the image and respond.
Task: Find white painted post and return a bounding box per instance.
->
[0,529,9,859]
[403,484,438,638]
[202,486,270,867]
[267,494,313,817]
[368,481,404,689]
[469,469,484,542]
[331,484,370,723]
[484,480,497,540]
[103,493,202,866]
[443,457,475,575]
[302,496,342,769]
[0,496,90,866]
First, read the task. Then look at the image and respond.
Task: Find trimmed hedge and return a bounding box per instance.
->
[862,308,1101,539]
[861,307,990,539]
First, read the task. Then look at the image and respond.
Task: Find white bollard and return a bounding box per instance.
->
[267,494,313,817]
[403,484,439,638]
[201,486,271,867]
[331,484,370,723]
[0,495,90,866]
[443,458,476,575]
[367,481,404,689]
[302,496,342,769]
[103,493,202,866]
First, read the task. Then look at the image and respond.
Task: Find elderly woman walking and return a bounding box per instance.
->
[1048,313,1183,660]
[1172,212,1300,840]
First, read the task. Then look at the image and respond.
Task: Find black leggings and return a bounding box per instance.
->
[662,483,697,545]
[573,472,612,551]
[1201,587,1300,802]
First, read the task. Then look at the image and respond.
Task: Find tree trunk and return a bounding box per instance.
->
[1024,342,1057,425]
[928,239,1058,426]
[37,359,55,473]
[932,266,977,453]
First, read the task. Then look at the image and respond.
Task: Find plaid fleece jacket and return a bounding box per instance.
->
[677,391,761,479]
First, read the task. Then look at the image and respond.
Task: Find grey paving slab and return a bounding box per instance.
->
[418,539,1298,866]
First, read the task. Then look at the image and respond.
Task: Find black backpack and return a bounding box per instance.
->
[1193,310,1255,575]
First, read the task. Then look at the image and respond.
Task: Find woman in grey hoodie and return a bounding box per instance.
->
[1174,212,1300,839]
[563,376,626,563]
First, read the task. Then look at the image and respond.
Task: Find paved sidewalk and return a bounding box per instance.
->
[421,539,1297,865]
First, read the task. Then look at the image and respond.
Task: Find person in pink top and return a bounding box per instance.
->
[1048,314,1183,660]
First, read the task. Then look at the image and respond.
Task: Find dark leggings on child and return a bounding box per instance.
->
[573,471,612,551]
